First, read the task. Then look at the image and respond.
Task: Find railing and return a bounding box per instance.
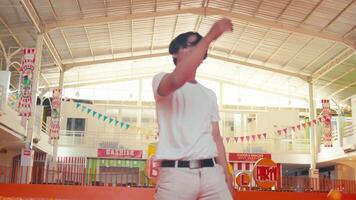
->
[58,130,152,150]
[214,138,310,154]
[235,176,356,194]
[343,124,356,137]
[1,165,356,194]
[0,165,152,187]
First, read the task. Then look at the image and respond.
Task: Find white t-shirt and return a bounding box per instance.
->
[152,72,220,161]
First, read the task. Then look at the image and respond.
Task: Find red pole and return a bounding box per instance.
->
[14,164,18,184]
[105,167,107,186]
[116,167,119,187]
[36,165,40,184]
[82,168,87,185]
[120,167,123,187]
[126,168,129,186]
[69,157,72,183]
[19,165,23,184]
[51,166,54,184]
[137,168,139,187]
[110,167,113,187]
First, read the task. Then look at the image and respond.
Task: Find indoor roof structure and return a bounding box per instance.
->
[0,0,355,108]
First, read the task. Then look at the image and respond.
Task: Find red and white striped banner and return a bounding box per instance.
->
[17,48,36,118]
[50,88,62,140]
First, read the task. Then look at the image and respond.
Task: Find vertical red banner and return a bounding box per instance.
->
[50,88,62,139]
[321,99,332,147]
[17,48,36,118]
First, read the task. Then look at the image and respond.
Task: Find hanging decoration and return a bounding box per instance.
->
[320,99,332,147]
[50,88,62,140]
[270,99,332,146]
[17,48,36,118]
[73,102,157,138]
[224,132,267,144]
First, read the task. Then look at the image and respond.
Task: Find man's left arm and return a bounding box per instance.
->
[212,122,234,196]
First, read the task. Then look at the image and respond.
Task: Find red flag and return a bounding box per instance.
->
[318,117,323,122]
[263,133,267,139]
[246,136,250,142]
[257,134,261,140]
[226,137,230,143]
[312,119,317,124]
[307,121,312,126]
[234,137,238,142]
[240,137,244,142]
[297,125,301,130]
[291,126,296,132]
[283,128,288,134]
[251,135,256,141]
[277,130,282,135]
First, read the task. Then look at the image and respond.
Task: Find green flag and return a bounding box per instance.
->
[87,108,92,114]
[103,115,108,122]
[114,120,119,126]
[120,122,125,128]
[109,118,114,124]
[92,111,97,117]
[125,124,130,129]
[98,113,102,119]
[81,106,86,112]
[75,102,81,109]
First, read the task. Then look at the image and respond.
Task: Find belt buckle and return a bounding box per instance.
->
[189,160,201,169]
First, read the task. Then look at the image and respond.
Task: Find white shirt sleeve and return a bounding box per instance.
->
[152,72,168,101]
[211,93,220,122]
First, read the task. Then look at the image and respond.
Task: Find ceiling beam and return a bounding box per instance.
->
[45,7,206,32]
[20,0,63,72]
[311,48,355,83]
[0,16,50,86]
[44,7,352,48]
[62,47,310,81]
[64,52,169,70]
[300,42,338,71]
[317,68,356,92]
[326,81,356,99]
[210,54,310,81]
[40,69,308,101]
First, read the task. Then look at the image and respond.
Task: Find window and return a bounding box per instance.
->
[66,118,86,136]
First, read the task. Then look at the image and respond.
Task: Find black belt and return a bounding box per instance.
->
[161,158,217,169]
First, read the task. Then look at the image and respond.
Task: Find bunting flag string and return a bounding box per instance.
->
[272,99,332,145]
[224,132,269,144]
[73,102,156,137]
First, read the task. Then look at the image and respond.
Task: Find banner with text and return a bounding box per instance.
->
[97,148,143,159]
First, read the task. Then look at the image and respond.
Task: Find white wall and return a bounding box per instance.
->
[0,149,21,167]
[256,110,300,136]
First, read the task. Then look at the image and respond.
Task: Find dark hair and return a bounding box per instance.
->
[168,31,207,65]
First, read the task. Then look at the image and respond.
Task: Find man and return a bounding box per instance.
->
[152,18,234,200]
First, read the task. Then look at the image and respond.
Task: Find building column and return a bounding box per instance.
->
[25,34,43,149]
[137,79,142,140]
[308,81,319,189]
[50,71,64,171]
[21,34,43,183]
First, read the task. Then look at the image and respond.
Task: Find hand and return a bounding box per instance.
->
[225,171,235,198]
[206,18,233,42]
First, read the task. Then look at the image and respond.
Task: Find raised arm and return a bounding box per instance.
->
[157,18,233,97]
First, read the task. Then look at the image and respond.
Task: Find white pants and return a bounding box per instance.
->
[154,164,233,200]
